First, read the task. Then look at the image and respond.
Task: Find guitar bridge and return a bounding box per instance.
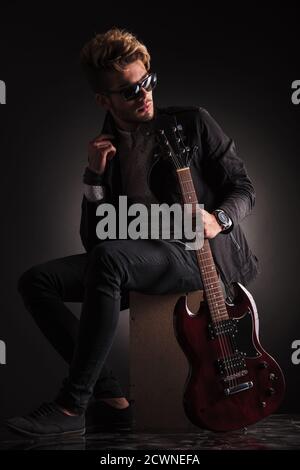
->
[224,381,253,396]
[223,370,248,382]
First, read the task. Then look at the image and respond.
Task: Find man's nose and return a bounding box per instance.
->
[138,87,149,100]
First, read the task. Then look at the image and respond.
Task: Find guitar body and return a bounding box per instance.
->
[174,282,286,432]
[156,124,285,432]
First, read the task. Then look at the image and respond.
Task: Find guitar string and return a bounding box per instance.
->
[164,138,237,387]
[178,176,235,387]
[159,132,239,388]
[182,177,238,388]
[174,127,241,387]
[197,244,238,388]
[183,176,239,388]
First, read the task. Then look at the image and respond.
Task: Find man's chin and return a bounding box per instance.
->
[135,108,154,122]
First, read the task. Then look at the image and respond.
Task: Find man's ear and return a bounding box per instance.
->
[95,93,110,110]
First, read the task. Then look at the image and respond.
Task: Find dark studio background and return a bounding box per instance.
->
[0,3,299,418]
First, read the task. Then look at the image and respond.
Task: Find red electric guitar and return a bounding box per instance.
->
[156,125,285,432]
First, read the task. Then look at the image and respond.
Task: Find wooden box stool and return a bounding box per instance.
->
[129,290,203,431]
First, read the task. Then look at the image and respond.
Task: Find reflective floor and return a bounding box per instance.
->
[0,415,299,450]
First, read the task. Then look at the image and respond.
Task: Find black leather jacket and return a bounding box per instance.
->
[80,106,259,294]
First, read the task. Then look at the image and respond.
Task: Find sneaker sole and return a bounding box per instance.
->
[6,423,86,439]
[86,423,133,433]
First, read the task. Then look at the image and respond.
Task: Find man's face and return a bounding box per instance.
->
[97,60,155,130]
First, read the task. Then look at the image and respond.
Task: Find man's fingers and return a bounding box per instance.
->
[92,141,113,149]
[90,139,113,146]
[87,135,117,175]
[92,134,115,143]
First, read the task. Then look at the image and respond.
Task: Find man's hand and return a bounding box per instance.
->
[201,208,222,239]
[88,134,116,176]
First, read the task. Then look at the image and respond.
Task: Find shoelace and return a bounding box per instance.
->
[29,402,58,418]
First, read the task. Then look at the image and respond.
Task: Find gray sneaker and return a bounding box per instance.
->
[5,402,85,438]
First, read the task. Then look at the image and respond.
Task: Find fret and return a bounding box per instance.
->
[202,287,225,296]
[183,191,196,197]
[205,294,225,303]
[202,274,219,281]
[199,261,215,267]
[207,296,224,303]
[210,306,227,313]
[181,184,194,190]
[180,184,194,190]
[200,262,217,268]
[204,288,227,303]
[207,310,227,320]
[206,291,224,300]
[200,263,216,270]
[199,265,216,271]
[199,262,217,269]
[182,189,196,195]
[198,253,212,258]
[201,277,221,286]
[176,166,229,321]
[208,308,227,320]
[207,303,227,315]
[205,289,224,297]
[183,197,198,203]
[201,270,217,276]
[198,255,210,260]
[210,311,228,318]
[200,267,220,278]
[201,276,221,285]
[206,297,224,306]
[199,260,215,265]
[198,251,211,257]
[207,301,227,311]
[179,185,197,191]
[202,281,221,289]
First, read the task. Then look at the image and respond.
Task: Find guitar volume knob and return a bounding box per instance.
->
[259,361,268,369]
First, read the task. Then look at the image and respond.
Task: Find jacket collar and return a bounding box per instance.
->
[99,107,178,197]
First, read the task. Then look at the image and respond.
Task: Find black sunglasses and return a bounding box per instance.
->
[105,72,157,101]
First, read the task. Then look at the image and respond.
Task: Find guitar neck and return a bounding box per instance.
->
[177,167,229,322]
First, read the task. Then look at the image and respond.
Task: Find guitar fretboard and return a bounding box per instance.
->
[177,168,229,322]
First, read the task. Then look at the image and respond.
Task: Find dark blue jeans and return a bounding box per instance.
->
[18,239,202,413]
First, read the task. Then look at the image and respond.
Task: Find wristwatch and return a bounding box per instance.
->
[213,209,233,234]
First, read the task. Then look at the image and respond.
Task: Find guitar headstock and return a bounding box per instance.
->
[155,125,191,170]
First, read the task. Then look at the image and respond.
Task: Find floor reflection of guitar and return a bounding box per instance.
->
[156,126,285,432]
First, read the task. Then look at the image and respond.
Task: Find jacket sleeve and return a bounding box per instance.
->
[198,108,255,226]
[80,167,108,252]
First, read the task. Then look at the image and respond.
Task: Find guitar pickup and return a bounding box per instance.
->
[208,319,238,339]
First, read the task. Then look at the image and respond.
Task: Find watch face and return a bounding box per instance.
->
[219,211,229,224]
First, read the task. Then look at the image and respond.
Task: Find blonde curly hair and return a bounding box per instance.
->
[80,28,151,93]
